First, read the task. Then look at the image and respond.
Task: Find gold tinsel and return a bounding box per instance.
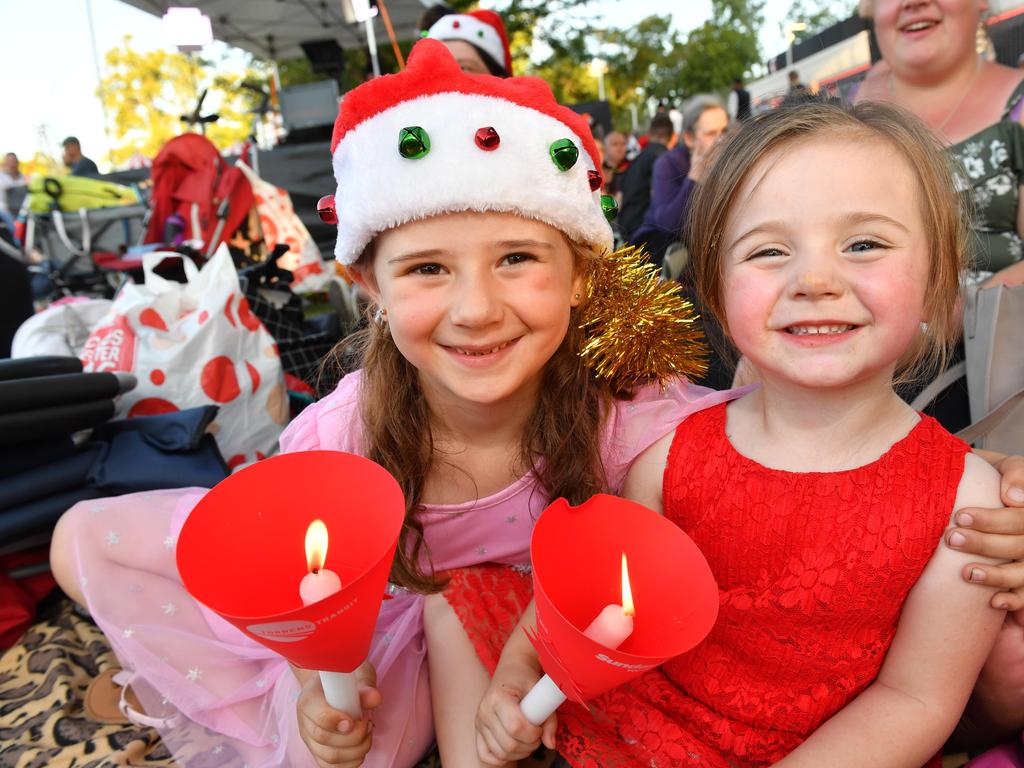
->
[578,245,708,392]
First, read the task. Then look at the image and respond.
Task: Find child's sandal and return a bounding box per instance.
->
[85,668,183,729]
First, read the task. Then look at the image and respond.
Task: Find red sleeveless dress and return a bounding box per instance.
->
[556,402,969,768]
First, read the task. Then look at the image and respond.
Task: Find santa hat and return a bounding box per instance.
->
[322,38,615,265]
[427,10,512,76]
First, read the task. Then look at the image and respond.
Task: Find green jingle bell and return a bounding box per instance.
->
[600,194,618,221]
[399,127,430,159]
[549,138,579,172]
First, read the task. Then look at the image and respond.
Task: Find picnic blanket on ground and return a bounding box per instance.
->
[0,597,446,768]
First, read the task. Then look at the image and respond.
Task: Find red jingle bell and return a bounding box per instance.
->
[587,170,602,192]
[475,127,500,151]
[316,194,338,225]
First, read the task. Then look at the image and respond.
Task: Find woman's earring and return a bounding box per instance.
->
[374,306,388,324]
[574,293,581,300]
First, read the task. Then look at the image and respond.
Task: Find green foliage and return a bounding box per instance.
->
[784,0,858,41]
[98,37,268,168]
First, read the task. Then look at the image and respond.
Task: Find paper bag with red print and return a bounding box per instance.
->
[81,246,287,468]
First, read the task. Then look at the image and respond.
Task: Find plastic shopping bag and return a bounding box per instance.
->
[236,162,331,293]
[81,245,288,469]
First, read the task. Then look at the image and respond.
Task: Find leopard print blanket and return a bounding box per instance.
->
[0,598,448,768]
[0,597,172,768]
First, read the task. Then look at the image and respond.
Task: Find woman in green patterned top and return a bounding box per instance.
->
[856,0,1024,286]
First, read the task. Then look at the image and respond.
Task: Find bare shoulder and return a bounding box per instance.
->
[621,429,675,515]
[954,452,1003,523]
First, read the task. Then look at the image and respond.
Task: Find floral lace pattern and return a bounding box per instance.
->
[948,81,1024,272]
[557,404,968,768]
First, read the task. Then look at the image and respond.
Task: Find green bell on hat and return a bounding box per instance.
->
[399,127,431,159]
[600,194,618,221]
[549,138,579,172]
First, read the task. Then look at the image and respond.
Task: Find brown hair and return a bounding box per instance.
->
[322,238,611,593]
[687,100,970,384]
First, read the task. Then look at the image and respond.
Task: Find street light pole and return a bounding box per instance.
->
[589,58,608,102]
[784,22,808,70]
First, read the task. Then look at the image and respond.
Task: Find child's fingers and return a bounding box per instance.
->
[358,684,383,712]
[300,708,369,749]
[494,702,542,753]
[308,722,373,768]
[476,726,511,766]
[541,714,558,750]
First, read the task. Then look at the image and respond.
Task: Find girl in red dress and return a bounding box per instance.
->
[477,101,1009,767]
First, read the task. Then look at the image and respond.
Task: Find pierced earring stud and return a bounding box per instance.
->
[574,293,581,300]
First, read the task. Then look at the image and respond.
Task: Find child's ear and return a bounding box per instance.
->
[570,271,586,307]
[348,265,382,306]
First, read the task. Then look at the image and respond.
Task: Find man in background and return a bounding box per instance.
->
[728,77,752,121]
[0,153,27,216]
[617,113,674,238]
[62,137,99,177]
[629,95,728,265]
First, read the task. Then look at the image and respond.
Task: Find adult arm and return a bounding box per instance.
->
[775,453,1005,767]
[946,454,1024,608]
[641,149,698,237]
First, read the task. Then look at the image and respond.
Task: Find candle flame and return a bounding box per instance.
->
[621,553,634,617]
[305,519,328,573]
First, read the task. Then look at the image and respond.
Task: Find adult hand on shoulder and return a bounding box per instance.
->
[296,661,383,768]
[947,455,1024,610]
[476,652,556,765]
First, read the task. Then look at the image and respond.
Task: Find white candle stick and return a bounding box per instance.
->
[520,555,635,725]
[301,521,362,719]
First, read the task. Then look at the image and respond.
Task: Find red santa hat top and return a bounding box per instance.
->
[427,9,512,76]
[325,39,615,265]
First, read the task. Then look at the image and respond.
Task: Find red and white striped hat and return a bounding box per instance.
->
[322,39,614,265]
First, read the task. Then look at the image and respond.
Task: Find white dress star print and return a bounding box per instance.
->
[187,667,202,682]
[105,531,120,545]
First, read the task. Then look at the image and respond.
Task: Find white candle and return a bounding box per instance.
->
[520,555,634,725]
[301,520,362,719]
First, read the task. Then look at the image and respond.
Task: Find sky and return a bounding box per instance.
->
[0,0,793,170]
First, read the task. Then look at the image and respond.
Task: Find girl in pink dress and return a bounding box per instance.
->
[48,39,737,768]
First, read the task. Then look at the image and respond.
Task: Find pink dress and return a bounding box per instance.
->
[66,371,740,768]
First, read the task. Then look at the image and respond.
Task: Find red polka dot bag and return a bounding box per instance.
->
[81,245,288,469]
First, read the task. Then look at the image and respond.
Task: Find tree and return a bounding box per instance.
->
[784,0,857,41]
[675,0,764,95]
[98,37,268,168]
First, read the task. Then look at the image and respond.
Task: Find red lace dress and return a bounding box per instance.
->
[556,402,969,768]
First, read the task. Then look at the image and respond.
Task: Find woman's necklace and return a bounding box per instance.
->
[887,57,983,135]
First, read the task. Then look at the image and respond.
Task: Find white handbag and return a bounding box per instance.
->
[912,283,1024,455]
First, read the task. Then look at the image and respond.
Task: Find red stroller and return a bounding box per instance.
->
[143,133,255,261]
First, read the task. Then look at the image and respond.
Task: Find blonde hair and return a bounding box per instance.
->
[322,236,612,593]
[687,100,969,385]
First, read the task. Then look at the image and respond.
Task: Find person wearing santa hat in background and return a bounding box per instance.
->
[47,37,731,768]
[426,8,513,77]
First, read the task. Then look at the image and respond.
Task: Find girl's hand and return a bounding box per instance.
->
[475,653,556,765]
[947,455,1024,610]
[296,661,383,768]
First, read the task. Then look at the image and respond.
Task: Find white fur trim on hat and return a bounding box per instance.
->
[428,14,507,74]
[332,92,613,264]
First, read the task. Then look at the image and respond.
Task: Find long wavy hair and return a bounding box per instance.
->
[321,237,612,593]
